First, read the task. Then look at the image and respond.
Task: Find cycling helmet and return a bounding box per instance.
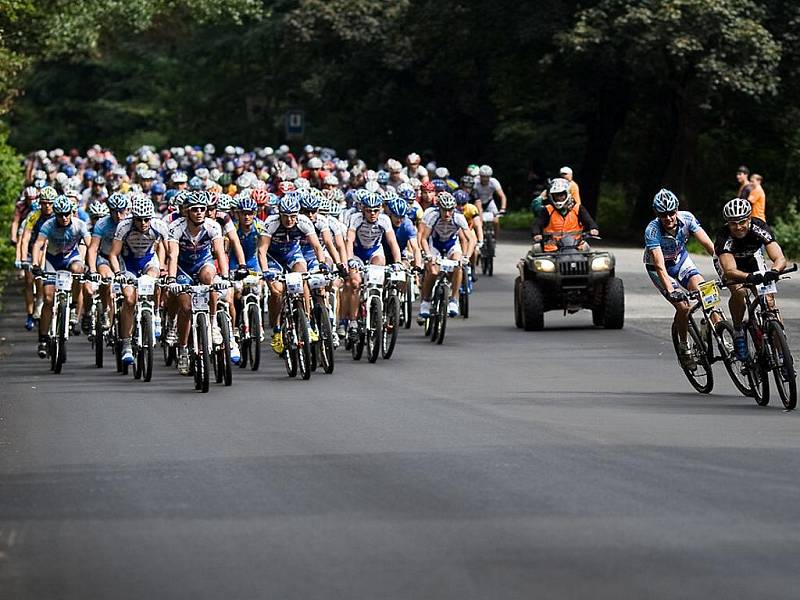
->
[53,195,73,215]
[186,190,207,207]
[453,189,470,205]
[278,181,295,195]
[206,191,219,207]
[364,180,381,193]
[437,192,457,210]
[387,197,407,217]
[652,188,679,214]
[188,176,204,191]
[279,192,301,215]
[328,187,345,205]
[318,196,332,214]
[218,173,232,187]
[434,167,449,179]
[151,182,166,194]
[398,186,416,202]
[460,175,474,188]
[479,165,493,177]
[171,171,188,183]
[64,165,77,177]
[362,192,383,209]
[83,169,97,181]
[307,157,323,170]
[24,186,39,199]
[131,194,155,218]
[30,200,41,212]
[89,201,109,218]
[723,197,752,221]
[217,193,234,211]
[164,189,178,206]
[107,192,130,211]
[34,180,46,189]
[250,188,269,206]
[377,170,390,184]
[294,177,311,190]
[268,192,280,208]
[238,196,258,212]
[328,199,343,217]
[300,190,321,211]
[432,178,447,193]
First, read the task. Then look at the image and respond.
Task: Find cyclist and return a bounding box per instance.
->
[109,194,170,364]
[299,190,344,270]
[344,192,403,341]
[532,178,598,252]
[17,188,57,329]
[454,189,483,274]
[643,189,717,368]
[257,192,328,354]
[229,195,266,338]
[385,196,423,271]
[473,165,507,239]
[417,191,474,319]
[10,186,38,245]
[714,198,787,361]
[30,195,91,358]
[86,192,131,333]
[167,191,230,375]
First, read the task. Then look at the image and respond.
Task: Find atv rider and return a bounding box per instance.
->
[531,178,598,252]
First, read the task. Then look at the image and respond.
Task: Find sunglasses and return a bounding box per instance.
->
[657,210,677,218]
[134,217,151,223]
[365,208,382,214]
[727,217,750,226]
[189,206,206,212]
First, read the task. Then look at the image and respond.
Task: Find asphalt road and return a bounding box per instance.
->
[2,240,799,599]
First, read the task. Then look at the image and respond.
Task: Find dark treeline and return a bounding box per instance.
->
[4,0,800,231]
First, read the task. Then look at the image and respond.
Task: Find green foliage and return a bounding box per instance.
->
[595,184,634,240]
[0,123,24,267]
[501,210,534,231]
[770,202,800,259]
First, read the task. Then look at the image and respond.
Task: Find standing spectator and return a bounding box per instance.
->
[736,165,752,198]
[559,166,581,205]
[748,173,766,221]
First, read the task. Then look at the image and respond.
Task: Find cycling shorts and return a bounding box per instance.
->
[353,243,384,263]
[429,238,462,259]
[122,253,160,278]
[646,254,701,298]
[229,255,262,274]
[45,250,83,273]
[266,247,306,272]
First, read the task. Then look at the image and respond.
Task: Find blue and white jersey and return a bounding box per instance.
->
[263,213,316,254]
[169,217,222,269]
[38,216,90,257]
[422,209,469,242]
[349,212,393,253]
[92,215,120,257]
[386,216,417,253]
[234,219,266,263]
[114,216,170,258]
[643,211,701,266]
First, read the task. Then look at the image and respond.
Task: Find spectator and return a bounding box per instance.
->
[748,173,766,221]
[736,165,753,198]
[559,166,581,205]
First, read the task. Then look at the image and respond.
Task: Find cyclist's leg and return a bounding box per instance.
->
[647,265,689,342]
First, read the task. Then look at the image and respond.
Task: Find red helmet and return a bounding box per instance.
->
[421,181,435,193]
[278,181,296,196]
[251,188,270,206]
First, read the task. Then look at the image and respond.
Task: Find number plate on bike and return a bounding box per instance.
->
[366,265,385,285]
[698,280,721,309]
[137,275,155,295]
[285,272,303,294]
[440,259,458,273]
[307,273,327,290]
[389,270,405,282]
[55,270,73,291]
[757,279,777,296]
[191,290,209,311]
[482,212,495,222]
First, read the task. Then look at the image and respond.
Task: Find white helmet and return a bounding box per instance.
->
[549,178,572,209]
[479,165,493,177]
[722,198,752,221]
[131,194,155,218]
[435,167,449,179]
[307,157,323,170]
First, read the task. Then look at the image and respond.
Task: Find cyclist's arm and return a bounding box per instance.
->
[333,232,348,266]
[383,227,403,264]
[86,236,101,272]
[32,234,47,268]
[10,212,21,244]
[156,240,166,274]
[766,242,787,272]
[307,232,327,265]
[408,237,423,267]
[472,215,484,243]
[647,247,677,292]
[692,227,716,256]
[212,237,229,278]
[321,229,340,264]
[226,229,246,266]
[417,221,431,255]
[345,229,356,261]
[109,239,124,274]
[257,235,270,272]
[167,240,179,278]
[495,184,508,212]
[460,227,476,259]
[19,226,32,261]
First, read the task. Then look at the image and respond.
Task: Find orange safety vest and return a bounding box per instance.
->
[544,204,582,251]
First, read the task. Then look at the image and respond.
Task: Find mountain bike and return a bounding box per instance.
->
[43,270,73,374]
[269,271,313,380]
[671,279,751,396]
[124,274,158,383]
[381,265,405,359]
[350,264,388,363]
[213,280,234,387]
[426,256,459,345]
[236,271,263,371]
[738,265,797,409]
[458,262,472,319]
[479,211,496,276]
[173,283,215,393]
[307,270,336,374]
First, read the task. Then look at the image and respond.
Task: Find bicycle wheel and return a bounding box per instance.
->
[283,320,298,378]
[295,307,312,380]
[94,304,104,368]
[352,304,365,361]
[248,303,261,371]
[767,321,796,410]
[403,283,413,329]
[366,295,382,363]
[671,320,713,393]
[49,336,57,372]
[459,273,469,319]
[218,312,233,386]
[315,302,335,374]
[435,289,448,345]
[140,311,154,382]
[744,326,769,406]
[382,293,400,359]
[715,320,753,397]
[54,302,68,374]
[196,313,211,393]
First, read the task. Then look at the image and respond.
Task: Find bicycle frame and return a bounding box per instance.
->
[49,270,73,341]
[360,264,387,332]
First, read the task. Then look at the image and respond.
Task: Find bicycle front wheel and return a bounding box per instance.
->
[671,320,712,394]
[382,293,400,359]
[54,302,68,374]
[141,311,154,382]
[366,295,382,363]
[295,307,312,380]
[248,303,261,371]
[715,320,753,397]
[744,326,770,406]
[768,321,796,410]
[196,313,211,393]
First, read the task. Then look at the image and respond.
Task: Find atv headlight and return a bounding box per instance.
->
[534,258,556,272]
[591,256,612,271]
